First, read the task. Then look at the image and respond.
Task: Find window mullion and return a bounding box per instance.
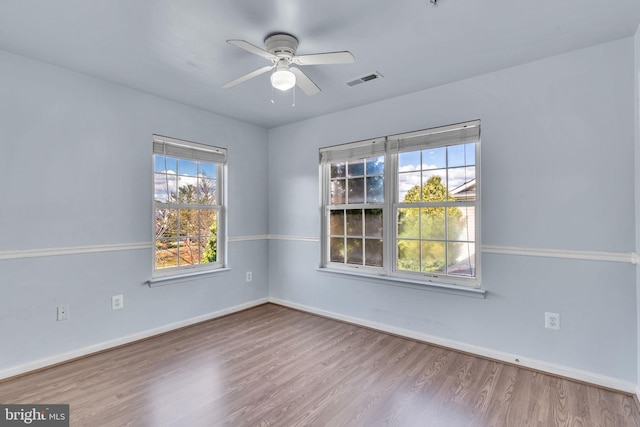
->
[362,162,367,266]
[342,208,347,265]
[345,162,350,205]
[397,201,474,208]
[156,202,219,210]
[444,205,449,275]
[386,148,397,276]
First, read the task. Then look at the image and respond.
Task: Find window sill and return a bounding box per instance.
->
[316,267,486,298]
[148,268,231,287]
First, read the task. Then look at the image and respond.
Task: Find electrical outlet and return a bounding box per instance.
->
[545,312,560,330]
[246,271,253,282]
[57,305,69,321]
[112,294,124,310]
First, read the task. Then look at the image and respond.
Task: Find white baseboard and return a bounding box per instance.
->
[269,297,638,395]
[0,298,269,381]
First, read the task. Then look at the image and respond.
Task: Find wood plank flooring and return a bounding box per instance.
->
[1,303,638,426]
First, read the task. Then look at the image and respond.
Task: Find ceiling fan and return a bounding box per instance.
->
[222,33,355,96]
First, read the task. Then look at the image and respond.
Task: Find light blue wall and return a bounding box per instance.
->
[268,38,638,382]
[0,51,269,371]
[2,36,638,386]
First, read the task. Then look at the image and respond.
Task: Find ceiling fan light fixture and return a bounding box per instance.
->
[271,68,296,91]
[224,33,352,96]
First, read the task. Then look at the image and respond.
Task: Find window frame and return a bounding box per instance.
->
[152,134,227,278]
[320,120,481,289]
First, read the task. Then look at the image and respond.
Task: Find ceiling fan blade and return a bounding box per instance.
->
[227,39,277,61]
[223,64,275,89]
[290,67,320,96]
[293,51,355,66]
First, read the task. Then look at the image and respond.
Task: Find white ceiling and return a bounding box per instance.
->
[1,1,639,129]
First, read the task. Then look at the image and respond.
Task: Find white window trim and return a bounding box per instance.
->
[319,120,481,291]
[316,267,486,298]
[152,134,228,279]
[147,267,232,287]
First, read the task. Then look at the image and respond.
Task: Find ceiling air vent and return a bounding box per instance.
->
[346,71,384,87]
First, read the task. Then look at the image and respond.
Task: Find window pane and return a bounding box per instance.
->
[178,208,199,237]
[398,240,420,271]
[365,239,383,267]
[422,242,446,273]
[330,237,345,262]
[422,172,447,201]
[399,172,421,202]
[199,209,217,237]
[421,208,445,240]
[347,178,365,204]
[156,239,178,269]
[364,209,383,237]
[198,176,216,204]
[464,143,476,165]
[331,163,346,178]
[176,177,198,203]
[366,156,384,175]
[346,209,363,236]
[347,160,365,177]
[422,147,446,170]
[330,210,345,235]
[399,151,420,170]
[155,208,177,238]
[178,159,197,176]
[448,143,475,167]
[448,242,475,276]
[198,210,218,263]
[346,238,363,264]
[198,162,216,178]
[448,167,476,200]
[331,180,346,204]
[154,155,166,172]
[366,176,384,203]
[196,237,209,264]
[178,238,198,266]
[398,208,419,239]
[154,173,176,203]
[201,235,217,264]
[448,206,474,241]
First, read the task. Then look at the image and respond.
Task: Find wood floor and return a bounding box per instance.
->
[1,303,639,426]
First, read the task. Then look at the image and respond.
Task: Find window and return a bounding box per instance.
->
[152,135,226,275]
[320,121,480,288]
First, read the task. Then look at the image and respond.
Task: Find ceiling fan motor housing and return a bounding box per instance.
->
[264,33,299,59]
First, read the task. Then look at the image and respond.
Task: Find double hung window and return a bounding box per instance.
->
[320,121,480,288]
[152,135,226,275]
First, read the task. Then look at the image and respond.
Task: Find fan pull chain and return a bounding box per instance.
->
[292,85,296,107]
[270,84,275,104]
